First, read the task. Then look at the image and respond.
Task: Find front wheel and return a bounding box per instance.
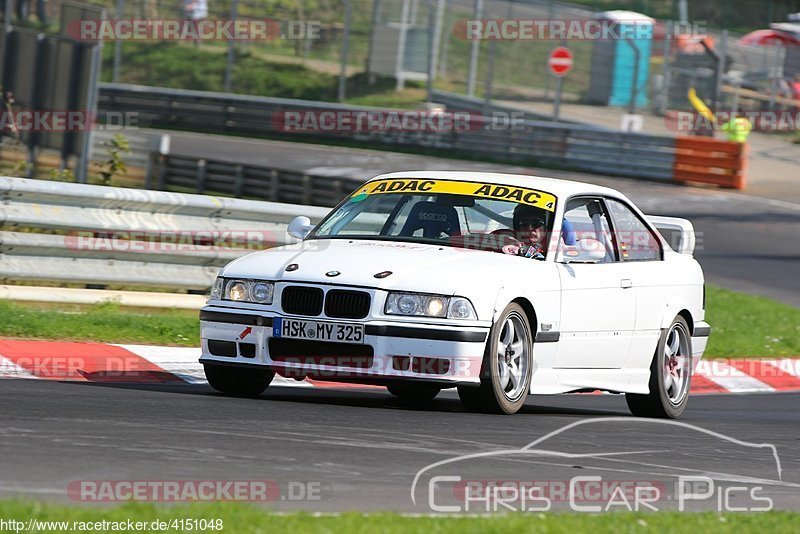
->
[626,317,693,418]
[204,363,274,398]
[458,303,533,414]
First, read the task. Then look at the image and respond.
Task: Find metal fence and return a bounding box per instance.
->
[8,0,800,121]
[100,82,680,183]
[0,175,330,292]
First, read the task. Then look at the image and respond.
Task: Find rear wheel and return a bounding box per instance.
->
[626,317,692,418]
[204,364,274,398]
[457,303,533,414]
[386,382,441,402]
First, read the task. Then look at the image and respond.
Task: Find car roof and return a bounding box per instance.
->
[367,171,623,200]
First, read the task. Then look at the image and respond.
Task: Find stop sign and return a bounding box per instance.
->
[548,47,573,77]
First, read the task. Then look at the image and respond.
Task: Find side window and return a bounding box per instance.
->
[605,198,663,261]
[559,198,616,263]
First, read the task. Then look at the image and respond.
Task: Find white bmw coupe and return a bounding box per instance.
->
[200,172,710,416]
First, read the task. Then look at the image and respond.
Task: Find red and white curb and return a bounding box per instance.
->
[1,339,799,395]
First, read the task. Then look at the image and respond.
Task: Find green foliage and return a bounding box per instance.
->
[48,167,76,182]
[102,42,340,99]
[95,133,131,186]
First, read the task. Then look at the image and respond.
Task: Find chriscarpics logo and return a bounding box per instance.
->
[411,418,795,513]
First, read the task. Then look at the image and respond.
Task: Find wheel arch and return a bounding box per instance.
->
[658,295,695,334]
[511,297,538,338]
[491,289,538,335]
[676,309,694,335]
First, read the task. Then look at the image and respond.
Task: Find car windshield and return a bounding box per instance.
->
[309,178,558,257]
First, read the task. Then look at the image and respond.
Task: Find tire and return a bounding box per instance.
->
[626,316,693,419]
[386,382,441,402]
[457,303,533,414]
[204,363,274,398]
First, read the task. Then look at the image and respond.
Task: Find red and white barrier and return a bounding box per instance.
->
[1,339,798,395]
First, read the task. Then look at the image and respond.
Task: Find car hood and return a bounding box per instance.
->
[221,238,535,296]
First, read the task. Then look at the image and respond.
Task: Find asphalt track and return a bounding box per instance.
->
[1,379,799,512]
[165,131,800,307]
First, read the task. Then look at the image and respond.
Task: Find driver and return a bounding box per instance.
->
[502,204,548,259]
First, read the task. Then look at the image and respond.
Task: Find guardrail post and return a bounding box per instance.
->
[269,170,279,202]
[234,165,245,197]
[145,153,155,189]
[156,157,169,190]
[196,159,207,194]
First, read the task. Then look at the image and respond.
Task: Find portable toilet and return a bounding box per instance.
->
[587,10,654,107]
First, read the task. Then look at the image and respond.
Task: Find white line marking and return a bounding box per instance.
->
[113,344,206,383]
[0,356,38,379]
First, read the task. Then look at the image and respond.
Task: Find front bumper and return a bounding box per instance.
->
[199,307,490,385]
[691,320,711,370]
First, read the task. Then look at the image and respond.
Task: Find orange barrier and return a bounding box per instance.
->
[673,136,747,189]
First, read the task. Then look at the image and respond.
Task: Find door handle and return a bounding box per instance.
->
[620,279,633,289]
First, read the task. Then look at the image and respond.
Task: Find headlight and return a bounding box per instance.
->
[252,282,274,304]
[210,277,223,300]
[227,280,249,302]
[221,279,275,304]
[448,297,477,320]
[385,292,477,319]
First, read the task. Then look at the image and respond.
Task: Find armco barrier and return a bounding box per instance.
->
[154,154,358,207]
[98,84,747,191]
[673,136,747,189]
[0,176,330,291]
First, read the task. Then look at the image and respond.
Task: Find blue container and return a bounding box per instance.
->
[588,11,654,108]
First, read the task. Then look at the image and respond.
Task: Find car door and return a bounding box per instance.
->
[604,197,670,362]
[554,197,636,368]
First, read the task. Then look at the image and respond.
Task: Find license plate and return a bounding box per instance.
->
[273,317,365,344]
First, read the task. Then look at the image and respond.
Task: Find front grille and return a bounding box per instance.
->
[282,286,324,316]
[325,290,371,319]
[268,338,374,368]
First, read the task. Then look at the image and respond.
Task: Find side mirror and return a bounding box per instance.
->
[287,216,313,240]
[583,246,607,262]
[557,238,607,263]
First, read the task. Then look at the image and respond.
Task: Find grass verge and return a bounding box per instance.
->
[704,286,800,358]
[0,300,199,347]
[0,500,798,533]
[0,285,797,357]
